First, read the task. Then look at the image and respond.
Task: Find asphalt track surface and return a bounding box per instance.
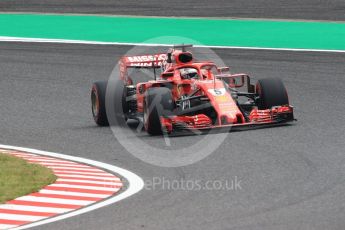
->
[1,0,345,21]
[1,42,345,230]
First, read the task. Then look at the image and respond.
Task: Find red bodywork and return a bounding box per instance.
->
[119,49,294,133]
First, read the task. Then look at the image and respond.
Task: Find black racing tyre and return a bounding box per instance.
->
[144,87,174,135]
[256,78,289,110]
[91,81,109,126]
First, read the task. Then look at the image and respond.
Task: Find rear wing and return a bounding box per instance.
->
[119,54,167,83]
[121,54,166,67]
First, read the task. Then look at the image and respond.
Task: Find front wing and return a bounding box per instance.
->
[160,105,295,134]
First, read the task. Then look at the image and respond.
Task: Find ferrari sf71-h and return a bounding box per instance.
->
[91,45,294,135]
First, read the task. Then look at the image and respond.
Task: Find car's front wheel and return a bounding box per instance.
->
[256,78,289,110]
[144,87,174,135]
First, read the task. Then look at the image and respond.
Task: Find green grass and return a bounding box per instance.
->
[0,153,57,203]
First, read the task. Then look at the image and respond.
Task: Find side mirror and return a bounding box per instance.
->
[218,67,230,74]
[227,75,245,88]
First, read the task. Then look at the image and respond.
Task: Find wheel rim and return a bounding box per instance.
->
[91,89,99,119]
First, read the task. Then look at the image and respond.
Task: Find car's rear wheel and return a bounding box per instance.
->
[144,87,174,135]
[91,81,109,126]
[256,78,289,110]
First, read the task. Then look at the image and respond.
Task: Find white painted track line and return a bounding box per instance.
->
[0,36,344,53]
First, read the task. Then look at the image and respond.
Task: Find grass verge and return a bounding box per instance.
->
[0,153,57,203]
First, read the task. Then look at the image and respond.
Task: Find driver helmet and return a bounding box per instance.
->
[180,68,199,79]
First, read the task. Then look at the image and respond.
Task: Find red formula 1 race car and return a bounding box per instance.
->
[91,45,294,135]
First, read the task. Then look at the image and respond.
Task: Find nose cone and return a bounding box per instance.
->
[220,112,245,125]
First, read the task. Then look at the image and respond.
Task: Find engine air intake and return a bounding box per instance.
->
[177,52,193,63]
